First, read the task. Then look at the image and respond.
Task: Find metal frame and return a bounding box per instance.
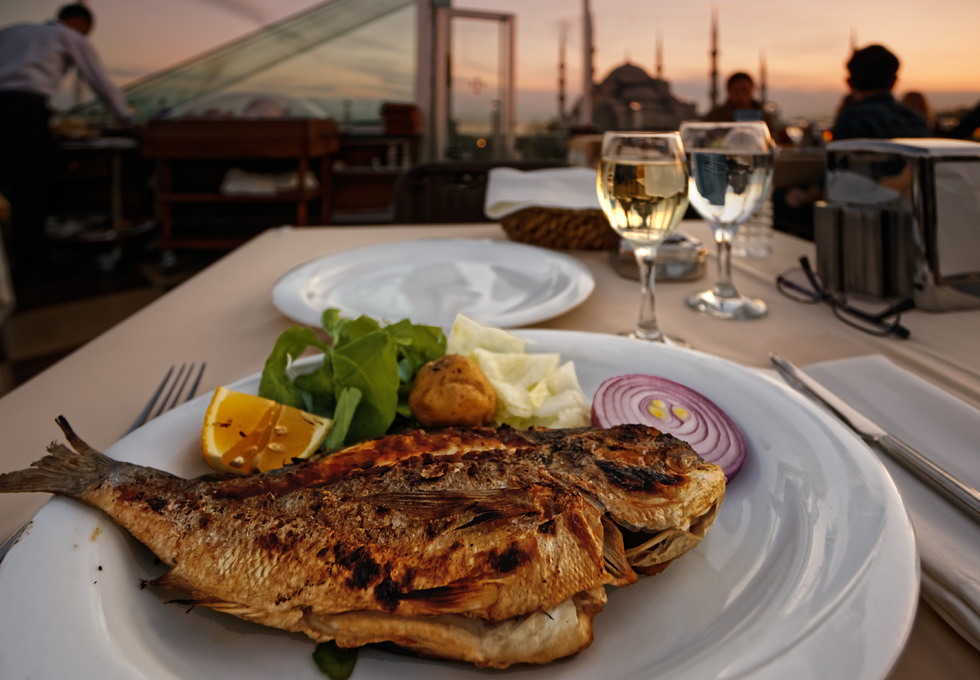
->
[419,4,515,161]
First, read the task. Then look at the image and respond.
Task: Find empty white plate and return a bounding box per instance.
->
[271,238,596,329]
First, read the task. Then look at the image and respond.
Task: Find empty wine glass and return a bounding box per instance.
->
[596,131,689,341]
[679,121,776,320]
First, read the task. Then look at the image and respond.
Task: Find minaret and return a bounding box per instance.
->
[655,32,663,80]
[759,50,767,107]
[709,6,719,110]
[582,0,595,127]
[558,23,566,125]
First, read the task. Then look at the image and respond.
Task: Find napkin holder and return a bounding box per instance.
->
[816,139,980,310]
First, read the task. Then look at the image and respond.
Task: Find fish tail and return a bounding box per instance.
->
[0,416,117,498]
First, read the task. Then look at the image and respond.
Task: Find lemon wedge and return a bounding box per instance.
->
[202,387,332,475]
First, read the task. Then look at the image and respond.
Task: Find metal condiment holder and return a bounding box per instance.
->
[609,232,708,281]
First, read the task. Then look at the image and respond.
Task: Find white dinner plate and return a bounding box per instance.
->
[0,332,918,680]
[270,238,595,329]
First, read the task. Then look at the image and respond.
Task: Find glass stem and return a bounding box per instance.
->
[713,226,739,299]
[633,244,663,342]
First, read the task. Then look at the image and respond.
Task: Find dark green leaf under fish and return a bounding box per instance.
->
[313,641,359,680]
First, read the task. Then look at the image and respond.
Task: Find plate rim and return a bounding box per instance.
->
[270,237,596,328]
[0,330,919,680]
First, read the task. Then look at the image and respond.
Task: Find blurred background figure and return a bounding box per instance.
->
[0,3,132,278]
[945,100,980,140]
[701,72,779,256]
[830,44,930,141]
[901,91,936,133]
[703,72,776,128]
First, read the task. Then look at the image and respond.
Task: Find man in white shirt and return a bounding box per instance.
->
[0,3,132,276]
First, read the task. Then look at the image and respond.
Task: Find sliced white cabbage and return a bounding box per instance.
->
[447,315,591,428]
[446,314,526,356]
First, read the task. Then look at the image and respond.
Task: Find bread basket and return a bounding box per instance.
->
[500,206,620,250]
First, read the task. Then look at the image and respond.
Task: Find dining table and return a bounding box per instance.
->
[0,218,977,679]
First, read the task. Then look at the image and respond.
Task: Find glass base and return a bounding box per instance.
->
[686,289,768,320]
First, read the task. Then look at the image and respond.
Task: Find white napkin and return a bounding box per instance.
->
[220,168,319,196]
[803,354,980,650]
[484,167,601,219]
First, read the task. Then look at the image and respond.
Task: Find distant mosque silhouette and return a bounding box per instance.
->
[583,59,696,132]
[569,2,760,132]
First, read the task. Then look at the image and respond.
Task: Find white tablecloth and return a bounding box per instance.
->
[0,221,977,679]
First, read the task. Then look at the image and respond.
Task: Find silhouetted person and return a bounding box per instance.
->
[830,45,930,141]
[703,72,775,128]
[946,101,980,140]
[0,3,131,276]
[901,91,936,132]
[834,93,856,120]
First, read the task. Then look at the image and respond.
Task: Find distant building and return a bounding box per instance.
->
[577,61,696,132]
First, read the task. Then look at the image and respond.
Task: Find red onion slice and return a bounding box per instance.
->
[591,373,747,480]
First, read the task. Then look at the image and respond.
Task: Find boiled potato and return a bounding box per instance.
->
[409,354,497,427]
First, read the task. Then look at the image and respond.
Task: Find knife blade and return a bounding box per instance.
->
[769,353,980,525]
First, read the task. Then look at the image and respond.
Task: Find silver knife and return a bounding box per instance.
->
[770,353,980,525]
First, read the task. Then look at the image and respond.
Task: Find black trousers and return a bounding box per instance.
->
[0,90,53,271]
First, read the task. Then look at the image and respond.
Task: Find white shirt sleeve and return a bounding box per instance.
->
[63,28,132,123]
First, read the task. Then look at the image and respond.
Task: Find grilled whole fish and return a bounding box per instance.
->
[0,417,725,669]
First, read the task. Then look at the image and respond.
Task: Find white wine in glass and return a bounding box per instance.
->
[597,131,689,341]
[679,121,776,320]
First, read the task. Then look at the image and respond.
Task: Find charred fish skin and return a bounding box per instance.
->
[324,423,726,546]
[0,417,724,669]
[520,425,726,534]
[0,421,624,630]
[156,464,624,626]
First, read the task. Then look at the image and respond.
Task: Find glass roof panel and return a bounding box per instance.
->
[76,0,414,122]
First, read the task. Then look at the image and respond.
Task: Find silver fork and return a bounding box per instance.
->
[126,362,207,434]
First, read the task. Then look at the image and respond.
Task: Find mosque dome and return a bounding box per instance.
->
[589,61,697,132]
[604,62,650,86]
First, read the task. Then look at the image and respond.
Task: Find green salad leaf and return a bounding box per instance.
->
[258,309,446,449]
[312,641,358,680]
[258,327,331,411]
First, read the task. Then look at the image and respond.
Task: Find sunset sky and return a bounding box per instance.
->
[2,0,979,123]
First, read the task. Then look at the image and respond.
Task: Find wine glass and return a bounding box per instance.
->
[596,131,689,342]
[679,121,776,320]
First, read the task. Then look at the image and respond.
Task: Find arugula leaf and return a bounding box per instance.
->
[331,331,399,443]
[324,386,361,452]
[293,353,337,416]
[312,641,358,680]
[258,309,446,450]
[322,309,380,345]
[257,327,330,410]
[393,320,447,375]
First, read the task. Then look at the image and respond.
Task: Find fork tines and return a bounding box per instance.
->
[126,362,207,435]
